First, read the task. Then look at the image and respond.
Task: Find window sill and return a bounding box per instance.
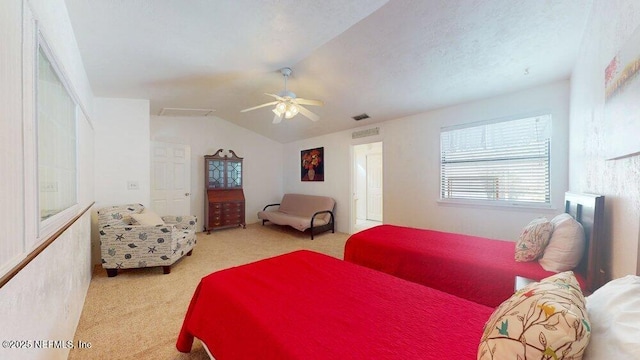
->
[437,199,556,212]
[39,204,79,240]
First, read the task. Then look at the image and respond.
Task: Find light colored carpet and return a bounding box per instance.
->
[69,223,349,360]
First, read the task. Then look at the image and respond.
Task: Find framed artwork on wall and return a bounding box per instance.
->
[603,24,640,160]
[301,147,324,181]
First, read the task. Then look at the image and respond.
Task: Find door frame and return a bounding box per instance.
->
[350,141,383,234]
[365,152,383,221]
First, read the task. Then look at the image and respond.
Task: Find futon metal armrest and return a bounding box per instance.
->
[262,203,280,211]
[311,210,334,225]
[310,210,335,239]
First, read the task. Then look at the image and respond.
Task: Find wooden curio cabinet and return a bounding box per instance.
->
[204,149,246,233]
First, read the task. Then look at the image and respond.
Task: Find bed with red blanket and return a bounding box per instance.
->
[344,192,606,307]
[177,250,495,359]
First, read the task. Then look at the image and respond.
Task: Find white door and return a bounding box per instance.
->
[366,153,383,221]
[151,142,191,216]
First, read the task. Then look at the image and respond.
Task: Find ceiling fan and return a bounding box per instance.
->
[240,67,323,124]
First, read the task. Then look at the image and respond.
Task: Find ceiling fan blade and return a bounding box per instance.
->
[264,93,285,101]
[297,105,320,122]
[295,98,324,107]
[240,101,278,112]
[272,112,284,124]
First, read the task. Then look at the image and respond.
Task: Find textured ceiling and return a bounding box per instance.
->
[65,0,593,143]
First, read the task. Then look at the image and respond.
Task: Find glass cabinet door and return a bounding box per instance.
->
[207,159,225,189]
[226,160,242,188]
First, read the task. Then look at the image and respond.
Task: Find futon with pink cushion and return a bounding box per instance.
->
[257,193,335,239]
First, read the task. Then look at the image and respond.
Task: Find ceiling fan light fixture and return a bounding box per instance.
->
[276,102,287,113]
[288,104,298,116]
[274,101,299,119]
[241,67,322,123]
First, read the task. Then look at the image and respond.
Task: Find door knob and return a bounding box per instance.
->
[185,193,190,196]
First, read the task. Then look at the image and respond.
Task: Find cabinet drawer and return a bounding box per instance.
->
[223,206,241,214]
[206,196,244,230]
[222,202,242,209]
[224,213,242,221]
[210,203,223,210]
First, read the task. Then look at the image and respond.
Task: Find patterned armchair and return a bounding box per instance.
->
[98,204,197,277]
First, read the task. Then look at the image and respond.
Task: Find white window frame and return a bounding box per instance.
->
[34,31,79,241]
[0,7,87,284]
[439,114,552,208]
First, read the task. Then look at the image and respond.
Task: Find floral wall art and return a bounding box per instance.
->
[603,24,640,160]
[301,147,324,181]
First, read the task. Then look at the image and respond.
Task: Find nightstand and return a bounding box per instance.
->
[515,276,536,291]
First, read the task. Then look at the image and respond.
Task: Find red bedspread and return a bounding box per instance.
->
[177,250,494,359]
[344,225,586,308]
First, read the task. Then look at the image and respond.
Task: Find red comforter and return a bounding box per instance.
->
[344,225,585,308]
[177,250,494,359]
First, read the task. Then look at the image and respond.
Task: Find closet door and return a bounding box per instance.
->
[151,142,191,216]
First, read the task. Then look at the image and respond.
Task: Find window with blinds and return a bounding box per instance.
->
[440,115,551,205]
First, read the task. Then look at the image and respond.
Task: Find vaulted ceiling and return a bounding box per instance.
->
[65,0,593,143]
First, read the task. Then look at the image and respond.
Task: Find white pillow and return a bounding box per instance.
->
[539,213,585,272]
[131,211,165,226]
[584,275,640,359]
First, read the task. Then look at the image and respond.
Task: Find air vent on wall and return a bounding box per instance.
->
[159,108,215,116]
[352,113,370,121]
[352,127,380,139]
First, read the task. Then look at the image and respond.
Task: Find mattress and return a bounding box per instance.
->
[344,224,586,307]
[177,250,494,359]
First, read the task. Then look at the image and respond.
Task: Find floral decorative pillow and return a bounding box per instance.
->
[515,217,552,262]
[478,271,591,360]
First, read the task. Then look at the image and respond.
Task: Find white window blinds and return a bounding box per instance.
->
[440,115,551,205]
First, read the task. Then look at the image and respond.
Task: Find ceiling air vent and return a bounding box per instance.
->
[159,108,215,117]
[352,113,370,121]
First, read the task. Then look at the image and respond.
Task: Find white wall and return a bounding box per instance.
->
[570,1,640,277]
[91,97,150,264]
[93,98,151,207]
[284,131,359,233]
[284,80,570,240]
[150,115,284,231]
[0,0,26,272]
[0,1,95,359]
